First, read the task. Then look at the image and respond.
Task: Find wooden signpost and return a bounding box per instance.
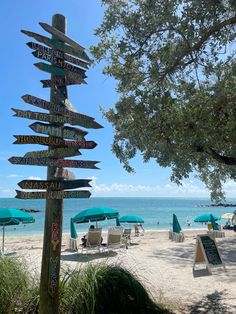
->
[33,51,87,76]
[11,14,102,313]
[24,148,81,159]
[13,135,97,149]
[15,189,91,199]
[39,22,85,52]
[27,42,89,68]
[12,108,102,128]
[29,122,87,140]
[193,234,226,274]
[9,156,99,169]
[54,168,76,180]
[18,179,91,190]
[21,94,94,121]
[21,29,92,62]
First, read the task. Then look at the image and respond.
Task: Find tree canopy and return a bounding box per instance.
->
[91,0,236,201]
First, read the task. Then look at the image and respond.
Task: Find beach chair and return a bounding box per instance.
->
[122,228,131,248]
[82,228,102,253]
[106,226,124,252]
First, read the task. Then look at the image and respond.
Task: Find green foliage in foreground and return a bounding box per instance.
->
[91,0,236,202]
[0,258,168,314]
[0,257,39,314]
[61,263,168,314]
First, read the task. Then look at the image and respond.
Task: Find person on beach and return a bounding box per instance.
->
[81,225,95,247]
[232,211,236,232]
[81,225,103,247]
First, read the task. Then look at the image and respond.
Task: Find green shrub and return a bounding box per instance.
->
[61,263,169,314]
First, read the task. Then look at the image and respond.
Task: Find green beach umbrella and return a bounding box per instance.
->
[119,215,144,223]
[0,208,35,253]
[173,214,182,233]
[210,214,219,231]
[194,213,221,223]
[70,218,78,239]
[72,207,119,228]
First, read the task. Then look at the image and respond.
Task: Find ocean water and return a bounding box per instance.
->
[0,197,234,237]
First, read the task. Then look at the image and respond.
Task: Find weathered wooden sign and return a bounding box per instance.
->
[13,135,97,149]
[54,168,75,180]
[21,94,94,121]
[34,62,86,81]
[18,179,91,190]
[33,51,87,77]
[193,234,226,274]
[27,42,89,68]
[41,78,86,88]
[24,147,81,159]
[15,189,91,199]
[21,29,92,62]
[39,22,84,52]
[9,156,99,169]
[29,122,87,140]
[12,108,99,129]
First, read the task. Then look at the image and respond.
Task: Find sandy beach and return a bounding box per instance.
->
[3,229,236,313]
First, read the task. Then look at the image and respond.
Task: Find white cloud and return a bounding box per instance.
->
[7,174,23,178]
[87,176,209,197]
[27,176,42,180]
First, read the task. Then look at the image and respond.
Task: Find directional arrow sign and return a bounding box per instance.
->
[9,157,99,169]
[39,22,84,52]
[21,94,94,121]
[32,51,87,76]
[18,179,91,190]
[34,62,86,81]
[24,148,81,159]
[27,42,89,68]
[12,108,102,129]
[15,190,91,199]
[21,29,92,62]
[29,122,87,140]
[41,78,86,88]
[13,136,97,149]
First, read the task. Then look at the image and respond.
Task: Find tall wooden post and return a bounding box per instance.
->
[39,14,67,314]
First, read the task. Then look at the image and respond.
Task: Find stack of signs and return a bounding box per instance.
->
[10,21,103,200]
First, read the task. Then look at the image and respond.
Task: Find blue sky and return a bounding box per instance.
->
[0,0,235,199]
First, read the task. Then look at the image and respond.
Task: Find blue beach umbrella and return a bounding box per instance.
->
[210,214,219,231]
[70,218,78,239]
[173,214,182,233]
[119,215,144,224]
[0,208,35,253]
[194,213,221,223]
[72,207,119,228]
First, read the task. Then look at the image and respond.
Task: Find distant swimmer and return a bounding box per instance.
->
[157,221,159,225]
[186,220,191,227]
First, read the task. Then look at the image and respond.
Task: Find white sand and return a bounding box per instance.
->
[3,229,236,313]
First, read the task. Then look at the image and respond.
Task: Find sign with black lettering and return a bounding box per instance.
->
[15,189,91,199]
[18,179,91,190]
[193,234,225,274]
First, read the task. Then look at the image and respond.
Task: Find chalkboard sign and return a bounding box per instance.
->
[200,235,222,266]
[193,234,225,273]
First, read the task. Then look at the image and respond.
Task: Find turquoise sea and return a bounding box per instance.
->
[0,197,235,237]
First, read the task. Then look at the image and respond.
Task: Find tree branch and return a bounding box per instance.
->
[196,146,236,165]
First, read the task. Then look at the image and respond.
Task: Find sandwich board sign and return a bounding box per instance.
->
[193,234,226,274]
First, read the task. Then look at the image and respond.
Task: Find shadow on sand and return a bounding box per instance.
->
[61,250,118,263]
[187,290,236,314]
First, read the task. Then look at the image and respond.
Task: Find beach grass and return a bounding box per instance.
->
[61,263,169,314]
[0,257,169,313]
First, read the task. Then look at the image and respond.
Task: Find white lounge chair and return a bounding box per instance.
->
[122,228,131,248]
[106,227,124,252]
[82,228,102,253]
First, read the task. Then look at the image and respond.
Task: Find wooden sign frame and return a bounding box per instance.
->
[193,234,226,274]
